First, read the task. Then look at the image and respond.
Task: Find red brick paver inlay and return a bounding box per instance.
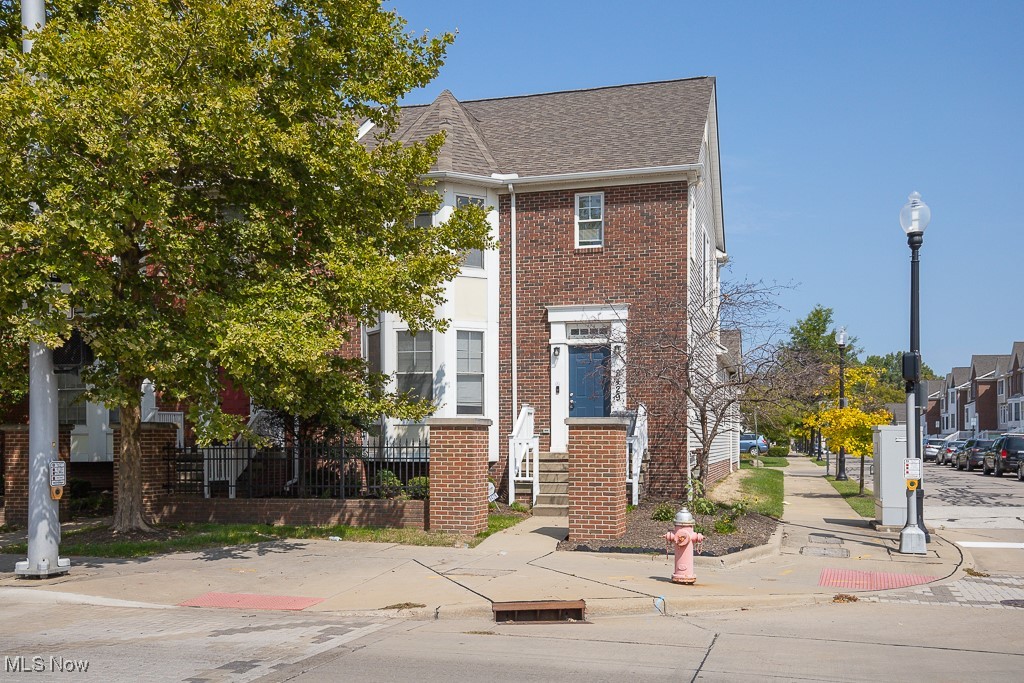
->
[178,592,324,611]
[819,568,939,591]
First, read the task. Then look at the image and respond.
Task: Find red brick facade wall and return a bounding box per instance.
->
[151,496,424,529]
[427,418,490,534]
[567,418,629,540]
[1,425,72,526]
[497,181,690,495]
[975,381,998,431]
[706,457,732,488]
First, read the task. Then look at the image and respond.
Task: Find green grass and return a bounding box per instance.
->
[826,476,875,518]
[738,467,785,519]
[809,457,826,467]
[758,456,790,468]
[0,516,528,558]
[470,513,529,546]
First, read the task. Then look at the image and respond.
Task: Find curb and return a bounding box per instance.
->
[696,523,784,569]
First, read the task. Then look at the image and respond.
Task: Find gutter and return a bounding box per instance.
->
[422,163,703,189]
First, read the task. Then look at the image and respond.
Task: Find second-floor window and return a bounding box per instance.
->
[57,368,87,426]
[396,331,433,401]
[575,192,604,248]
[457,195,485,268]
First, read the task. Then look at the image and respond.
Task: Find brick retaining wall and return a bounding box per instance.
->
[567,417,630,541]
[151,496,425,529]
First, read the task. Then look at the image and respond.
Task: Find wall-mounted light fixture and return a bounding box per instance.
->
[552,347,560,358]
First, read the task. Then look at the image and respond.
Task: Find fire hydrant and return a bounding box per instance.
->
[664,508,704,585]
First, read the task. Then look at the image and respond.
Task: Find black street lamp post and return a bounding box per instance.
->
[835,327,848,481]
[899,192,930,554]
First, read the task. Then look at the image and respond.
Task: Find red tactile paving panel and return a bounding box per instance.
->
[179,592,324,611]
[819,568,939,590]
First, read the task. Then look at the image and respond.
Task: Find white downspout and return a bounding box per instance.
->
[509,183,518,416]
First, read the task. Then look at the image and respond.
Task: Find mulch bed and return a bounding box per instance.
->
[556,498,778,557]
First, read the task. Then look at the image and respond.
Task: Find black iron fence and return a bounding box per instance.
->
[167,440,429,500]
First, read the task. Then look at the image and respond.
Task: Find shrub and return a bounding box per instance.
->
[509,501,530,514]
[651,502,676,522]
[405,476,429,500]
[691,497,717,517]
[373,470,403,498]
[713,516,737,534]
[69,478,91,499]
[768,445,789,457]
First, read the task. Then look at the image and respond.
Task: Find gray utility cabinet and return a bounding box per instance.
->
[873,425,912,526]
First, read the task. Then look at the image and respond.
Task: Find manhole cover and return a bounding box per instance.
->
[800,546,850,558]
[808,534,843,545]
[1000,600,1024,608]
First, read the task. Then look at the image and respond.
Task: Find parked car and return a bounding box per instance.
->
[740,433,769,456]
[923,438,946,462]
[939,440,966,466]
[957,439,994,471]
[982,434,1024,477]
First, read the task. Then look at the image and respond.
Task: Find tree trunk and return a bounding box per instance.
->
[114,394,152,532]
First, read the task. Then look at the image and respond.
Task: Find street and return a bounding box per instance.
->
[2,592,1023,682]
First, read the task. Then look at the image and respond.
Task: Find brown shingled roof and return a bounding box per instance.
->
[369,77,716,177]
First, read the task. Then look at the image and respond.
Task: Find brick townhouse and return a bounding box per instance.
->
[2,77,735,516]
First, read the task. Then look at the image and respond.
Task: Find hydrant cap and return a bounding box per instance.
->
[673,508,695,525]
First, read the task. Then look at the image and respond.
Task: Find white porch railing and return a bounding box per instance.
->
[508,404,540,505]
[626,403,649,506]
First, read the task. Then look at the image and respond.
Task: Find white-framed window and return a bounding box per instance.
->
[396,331,433,401]
[998,379,1005,396]
[366,330,381,376]
[413,212,433,228]
[456,330,484,415]
[456,195,485,268]
[57,368,87,426]
[692,224,709,298]
[575,192,604,248]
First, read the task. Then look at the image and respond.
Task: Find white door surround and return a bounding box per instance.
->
[545,304,628,452]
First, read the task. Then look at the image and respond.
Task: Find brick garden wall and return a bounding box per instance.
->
[111,422,180,523]
[151,497,425,529]
[496,181,690,496]
[567,417,630,541]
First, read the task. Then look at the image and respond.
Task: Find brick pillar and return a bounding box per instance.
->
[0,425,72,526]
[1,425,29,526]
[426,418,491,534]
[567,416,630,541]
[112,422,179,523]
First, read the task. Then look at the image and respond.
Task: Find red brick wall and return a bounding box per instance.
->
[497,182,690,495]
[706,457,732,489]
[924,398,941,436]
[111,422,180,523]
[976,381,998,431]
[151,496,425,529]
[426,418,490,534]
[1,425,72,526]
[567,418,629,540]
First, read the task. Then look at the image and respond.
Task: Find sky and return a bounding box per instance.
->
[386,0,1023,376]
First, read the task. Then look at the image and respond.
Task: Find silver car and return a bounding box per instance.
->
[924,438,946,462]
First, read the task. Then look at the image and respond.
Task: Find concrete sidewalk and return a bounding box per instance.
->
[0,456,966,619]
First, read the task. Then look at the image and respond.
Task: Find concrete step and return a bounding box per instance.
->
[532,504,569,517]
[536,493,568,506]
[538,481,568,495]
[538,452,568,463]
[539,471,569,484]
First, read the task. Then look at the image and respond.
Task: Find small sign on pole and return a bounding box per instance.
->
[903,458,922,480]
[49,460,67,488]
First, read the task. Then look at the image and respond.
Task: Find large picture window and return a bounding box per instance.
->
[456,331,484,415]
[575,192,604,248]
[396,331,433,401]
[456,195,485,268]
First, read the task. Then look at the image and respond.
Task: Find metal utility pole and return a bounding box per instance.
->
[15,0,71,579]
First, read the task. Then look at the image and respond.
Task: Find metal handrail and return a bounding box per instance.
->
[626,403,649,506]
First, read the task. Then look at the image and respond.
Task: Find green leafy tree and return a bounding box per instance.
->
[863,352,940,390]
[0,0,490,531]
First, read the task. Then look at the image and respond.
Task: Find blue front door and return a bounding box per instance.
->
[569,345,611,418]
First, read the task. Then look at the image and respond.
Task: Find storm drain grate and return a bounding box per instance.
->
[492,600,587,624]
[1001,600,1024,608]
[819,568,938,590]
[801,546,850,558]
